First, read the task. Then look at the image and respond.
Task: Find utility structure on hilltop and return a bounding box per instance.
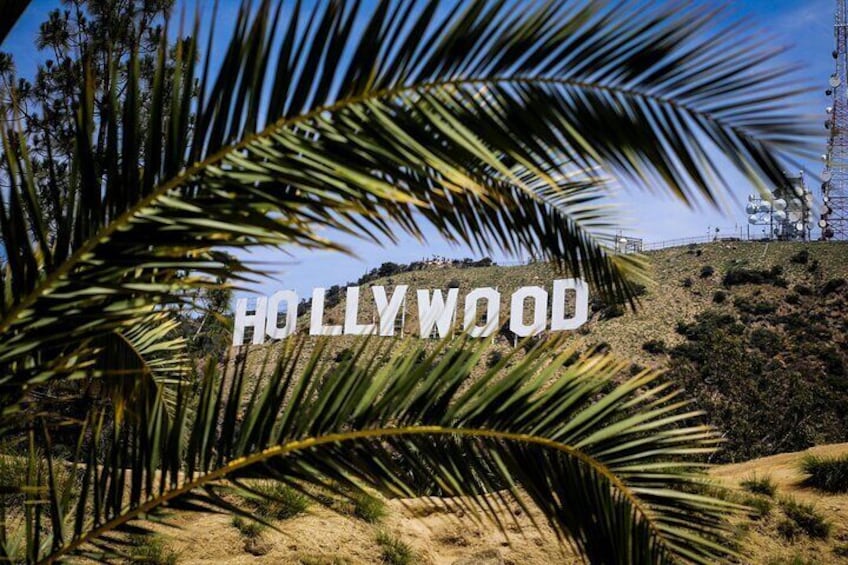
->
[822,0,848,240]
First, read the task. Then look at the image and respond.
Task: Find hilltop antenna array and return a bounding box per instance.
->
[746,173,812,241]
[822,0,848,240]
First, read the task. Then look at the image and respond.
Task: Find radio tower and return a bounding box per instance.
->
[823,0,848,240]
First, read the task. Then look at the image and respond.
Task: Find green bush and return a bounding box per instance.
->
[232,516,265,539]
[334,348,354,363]
[249,481,310,520]
[822,278,846,296]
[733,296,777,316]
[700,265,715,278]
[712,290,727,304]
[353,493,386,523]
[789,249,810,264]
[375,532,414,565]
[740,474,776,497]
[779,498,830,539]
[749,328,782,356]
[742,495,772,520]
[642,339,667,355]
[723,265,784,287]
[800,454,848,493]
[486,349,503,368]
[128,535,179,565]
[794,284,813,296]
[776,518,801,541]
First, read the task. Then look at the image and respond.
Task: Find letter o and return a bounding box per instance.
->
[463,287,500,337]
[509,286,548,337]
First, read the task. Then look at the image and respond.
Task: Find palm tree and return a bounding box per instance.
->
[0,1,812,563]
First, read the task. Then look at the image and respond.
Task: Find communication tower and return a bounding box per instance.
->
[746,173,812,241]
[822,0,848,240]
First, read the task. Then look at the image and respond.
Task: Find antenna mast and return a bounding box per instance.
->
[823,0,848,240]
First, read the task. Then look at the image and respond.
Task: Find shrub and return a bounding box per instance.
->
[776,519,801,541]
[822,278,846,296]
[486,349,503,368]
[790,249,810,264]
[353,493,386,523]
[794,284,813,296]
[250,481,310,520]
[749,328,782,356]
[742,495,772,520]
[334,348,354,363]
[712,290,727,304]
[785,293,800,305]
[128,535,179,565]
[723,265,783,287]
[446,278,461,289]
[599,304,625,320]
[733,296,777,316]
[642,339,667,355]
[682,277,693,288]
[700,265,715,278]
[779,498,830,539]
[740,474,776,497]
[375,532,414,565]
[232,516,264,539]
[800,454,848,493]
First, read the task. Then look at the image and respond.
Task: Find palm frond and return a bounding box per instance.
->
[0,0,812,415]
[12,337,736,565]
[0,1,29,46]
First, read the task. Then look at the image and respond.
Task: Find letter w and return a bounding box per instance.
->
[417,289,459,338]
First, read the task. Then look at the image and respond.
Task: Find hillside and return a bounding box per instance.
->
[245,240,848,462]
[196,240,848,564]
[146,444,848,564]
[90,240,848,564]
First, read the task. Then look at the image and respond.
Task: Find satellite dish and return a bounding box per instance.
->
[823,170,833,181]
[773,198,787,211]
[831,75,841,87]
[820,219,829,228]
[773,210,787,221]
[827,106,834,114]
[788,209,803,222]
[757,202,772,213]
[748,214,760,225]
[805,193,814,205]
[748,194,757,202]
[795,221,804,231]
[827,89,833,96]
[745,202,758,214]
[794,185,805,197]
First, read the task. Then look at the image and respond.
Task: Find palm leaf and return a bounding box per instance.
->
[17,337,737,565]
[0,1,29,46]
[0,0,813,417]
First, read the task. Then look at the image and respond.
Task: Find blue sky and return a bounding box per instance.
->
[2,0,836,299]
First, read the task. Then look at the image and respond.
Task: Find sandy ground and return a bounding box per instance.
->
[142,443,848,564]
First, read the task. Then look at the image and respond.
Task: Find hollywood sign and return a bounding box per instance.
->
[233,279,589,347]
